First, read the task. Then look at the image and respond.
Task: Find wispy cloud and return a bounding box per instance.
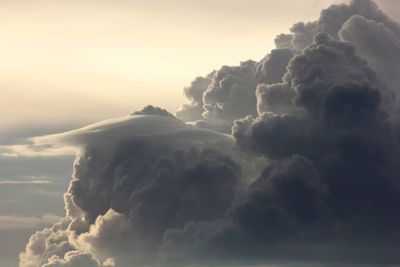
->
[0,176,54,185]
[0,144,76,157]
[0,179,52,185]
[0,116,137,157]
[0,214,61,230]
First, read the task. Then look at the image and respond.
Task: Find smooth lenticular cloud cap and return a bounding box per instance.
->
[33,114,234,151]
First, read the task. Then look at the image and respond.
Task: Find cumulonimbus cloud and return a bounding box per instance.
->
[19,0,400,266]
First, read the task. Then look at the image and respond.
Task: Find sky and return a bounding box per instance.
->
[1,0,398,137]
[1,1,400,267]
[0,0,344,138]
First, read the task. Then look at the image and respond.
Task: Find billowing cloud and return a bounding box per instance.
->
[339,15,400,107]
[19,0,400,266]
[284,0,400,51]
[42,251,103,267]
[175,73,215,122]
[228,26,400,265]
[176,50,293,132]
[19,112,242,267]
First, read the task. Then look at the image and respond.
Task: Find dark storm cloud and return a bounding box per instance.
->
[256,83,296,115]
[164,2,400,263]
[20,113,241,267]
[163,155,330,264]
[228,33,400,264]
[339,15,400,105]
[255,49,294,85]
[19,0,400,266]
[202,60,259,123]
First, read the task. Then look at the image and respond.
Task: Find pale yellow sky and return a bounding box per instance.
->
[1,0,389,138]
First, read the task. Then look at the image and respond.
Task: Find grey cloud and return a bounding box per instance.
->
[233,112,310,159]
[176,50,293,133]
[131,105,175,119]
[175,72,214,122]
[201,51,293,128]
[19,219,75,267]
[164,22,400,265]
[256,83,296,115]
[280,0,400,51]
[163,155,328,264]
[230,155,328,239]
[72,209,130,265]
[202,60,258,124]
[42,251,102,267]
[177,0,400,133]
[175,0,400,135]
[19,0,400,266]
[34,114,233,151]
[286,33,381,114]
[19,113,241,267]
[339,14,400,107]
[255,49,294,85]
[289,21,318,51]
[274,34,293,50]
[227,33,400,264]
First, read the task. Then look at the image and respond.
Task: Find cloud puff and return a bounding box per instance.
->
[175,73,215,122]
[282,0,400,51]
[176,50,293,132]
[131,105,176,118]
[41,251,102,267]
[339,15,400,107]
[202,60,258,124]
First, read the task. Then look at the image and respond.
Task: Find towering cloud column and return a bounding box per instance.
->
[20,0,400,266]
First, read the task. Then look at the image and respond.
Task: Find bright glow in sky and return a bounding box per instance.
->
[0,0,345,138]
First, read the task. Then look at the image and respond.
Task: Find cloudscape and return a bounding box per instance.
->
[2,0,400,266]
